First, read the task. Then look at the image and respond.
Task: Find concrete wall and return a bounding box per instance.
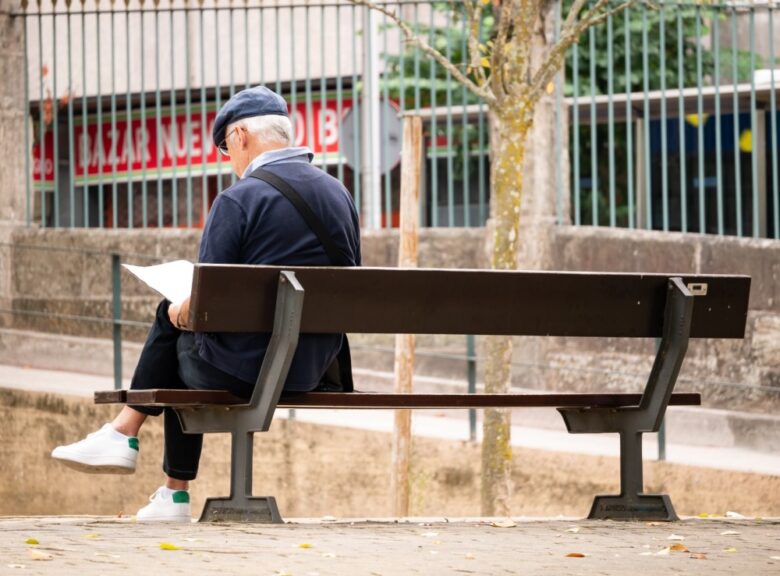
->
[0,225,778,413]
[3,388,779,518]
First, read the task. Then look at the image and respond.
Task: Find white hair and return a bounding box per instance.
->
[229,114,293,147]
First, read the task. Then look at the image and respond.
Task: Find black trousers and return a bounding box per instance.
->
[129,300,253,481]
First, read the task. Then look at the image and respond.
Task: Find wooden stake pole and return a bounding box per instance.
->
[391,115,422,517]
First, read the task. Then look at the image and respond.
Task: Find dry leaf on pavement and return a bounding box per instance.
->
[159,542,181,551]
[670,544,690,553]
[667,534,685,541]
[565,552,587,558]
[490,520,517,528]
[720,531,740,536]
[723,547,738,553]
[565,527,580,533]
[24,539,39,545]
[690,553,707,560]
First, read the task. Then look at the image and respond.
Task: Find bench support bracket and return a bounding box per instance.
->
[176,270,305,523]
[558,278,693,522]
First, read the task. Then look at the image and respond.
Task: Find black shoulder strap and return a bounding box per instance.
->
[249,166,354,393]
[249,167,348,267]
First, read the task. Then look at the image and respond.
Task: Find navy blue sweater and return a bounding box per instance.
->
[195,160,361,391]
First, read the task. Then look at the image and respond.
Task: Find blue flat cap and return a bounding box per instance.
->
[212,86,289,148]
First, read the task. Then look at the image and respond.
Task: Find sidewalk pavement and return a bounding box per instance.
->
[2,363,779,476]
[0,516,778,575]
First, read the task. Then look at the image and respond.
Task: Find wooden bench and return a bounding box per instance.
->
[96,265,751,523]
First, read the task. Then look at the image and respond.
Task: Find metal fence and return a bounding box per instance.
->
[14,0,780,237]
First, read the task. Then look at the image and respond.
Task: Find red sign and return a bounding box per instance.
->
[32,98,353,185]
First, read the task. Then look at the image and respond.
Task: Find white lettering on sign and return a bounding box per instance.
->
[33,99,353,183]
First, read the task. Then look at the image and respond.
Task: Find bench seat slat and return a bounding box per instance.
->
[95,389,701,409]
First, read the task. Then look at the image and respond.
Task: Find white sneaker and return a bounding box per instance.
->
[136,487,192,522]
[51,423,138,474]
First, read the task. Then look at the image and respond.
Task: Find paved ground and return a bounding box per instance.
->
[0,516,778,575]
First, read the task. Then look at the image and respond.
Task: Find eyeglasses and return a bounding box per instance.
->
[217,126,242,156]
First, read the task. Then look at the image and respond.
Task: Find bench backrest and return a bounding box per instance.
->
[188,265,750,338]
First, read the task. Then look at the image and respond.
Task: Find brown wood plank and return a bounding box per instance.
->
[188,265,750,338]
[94,390,127,403]
[94,389,246,406]
[94,389,701,409]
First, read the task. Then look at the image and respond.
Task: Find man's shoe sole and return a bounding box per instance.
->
[52,455,136,475]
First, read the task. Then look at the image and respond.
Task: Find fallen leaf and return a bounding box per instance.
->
[690,553,707,560]
[565,526,580,533]
[670,544,690,553]
[490,520,516,528]
[24,538,39,545]
[720,531,740,536]
[565,552,587,558]
[655,547,671,556]
[84,534,100,540]
[723,547,738,553]
[28,550,52,561]
[159,542,181,551]
[298,543,313,549]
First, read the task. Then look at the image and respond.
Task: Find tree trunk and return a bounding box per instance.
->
[481,105,531,517]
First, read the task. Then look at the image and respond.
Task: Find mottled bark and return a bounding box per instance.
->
[481,106,531,517]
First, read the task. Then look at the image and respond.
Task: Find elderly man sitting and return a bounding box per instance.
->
[51,86,361,522]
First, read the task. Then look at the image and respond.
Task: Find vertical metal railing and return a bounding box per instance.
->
[16,0,777,237]
[111,253,123,390]
[566,1,777,239]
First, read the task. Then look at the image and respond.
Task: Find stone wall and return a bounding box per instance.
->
[0,225,777,413]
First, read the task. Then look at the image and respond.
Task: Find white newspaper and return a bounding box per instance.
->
[122,260,194,305]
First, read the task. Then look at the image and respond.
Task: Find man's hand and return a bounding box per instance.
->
[168,298,191,331]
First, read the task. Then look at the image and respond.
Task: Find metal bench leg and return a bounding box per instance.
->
[588,430,677,521]
[199,429,283,523]
[558,278,693,521]
[179,271,304,523]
